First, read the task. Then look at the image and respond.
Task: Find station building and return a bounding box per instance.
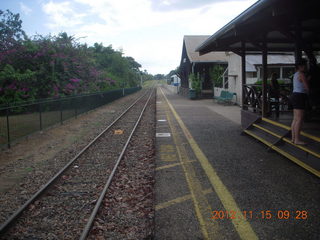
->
[179,35,228,98]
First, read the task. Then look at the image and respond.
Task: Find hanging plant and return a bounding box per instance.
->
[189,73,201,95]
[210,65,224,88]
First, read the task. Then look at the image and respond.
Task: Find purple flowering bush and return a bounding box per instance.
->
[0,10,143,105]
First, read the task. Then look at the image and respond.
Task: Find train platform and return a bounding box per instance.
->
[154,86,320,240]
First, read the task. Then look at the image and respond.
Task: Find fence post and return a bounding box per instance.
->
[39,103,43,131]
[60,100,63,125]
[74,98,78,119]
[6,108,10,148]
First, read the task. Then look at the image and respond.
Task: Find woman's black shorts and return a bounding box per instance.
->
[290,92,308,110]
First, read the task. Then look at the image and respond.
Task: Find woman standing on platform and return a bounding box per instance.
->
[290,59,309,145]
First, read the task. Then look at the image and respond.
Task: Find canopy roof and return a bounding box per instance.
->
[197,0,320,54]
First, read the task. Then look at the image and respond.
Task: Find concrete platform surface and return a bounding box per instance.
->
[154,86,320,240]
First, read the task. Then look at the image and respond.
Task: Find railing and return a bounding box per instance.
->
[0,87,141,148]
[243,83,292,114]
[243,84,263,112]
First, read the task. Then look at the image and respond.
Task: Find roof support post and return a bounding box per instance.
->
[241,41,247,110]
[261,41,268,117]
[294,43,302,63]
[294,22,303,63]
[305,48,317,68]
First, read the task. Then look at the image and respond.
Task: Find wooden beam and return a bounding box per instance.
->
[248,41,263,51]
[304,48,317,68]
[261,40,268,117]
[241,41,248,110]
[294,21,303,63]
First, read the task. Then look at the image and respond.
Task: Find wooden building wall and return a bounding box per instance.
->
[179,42,191,88]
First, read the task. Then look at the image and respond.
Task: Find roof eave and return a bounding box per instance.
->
[190,60,228,64]
[196,0,274,54]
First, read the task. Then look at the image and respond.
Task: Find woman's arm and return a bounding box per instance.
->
[299,72,310,92]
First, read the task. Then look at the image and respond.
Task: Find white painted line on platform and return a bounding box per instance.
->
[156,133,171,137]
[157,119,167,122]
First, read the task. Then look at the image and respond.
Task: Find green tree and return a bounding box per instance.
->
[167,66,181,79]
[0,9,26,51]
[0,10,144,104]
[210,65,225,88]
[154,74,165,80]
[0,64,37,104]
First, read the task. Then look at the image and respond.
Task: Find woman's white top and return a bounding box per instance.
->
[293,71,307,93]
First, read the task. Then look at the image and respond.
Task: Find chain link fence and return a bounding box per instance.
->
[0,87,141,148]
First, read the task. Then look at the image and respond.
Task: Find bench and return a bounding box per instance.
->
[215,90,236,104]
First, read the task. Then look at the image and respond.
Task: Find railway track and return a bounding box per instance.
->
[0,86,155,239]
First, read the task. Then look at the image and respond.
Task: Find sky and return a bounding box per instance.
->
[1,0,257,74]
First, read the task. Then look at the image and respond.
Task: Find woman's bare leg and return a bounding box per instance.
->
[291,115,296,142]
[294,109,305,144]
[291,109,298,142]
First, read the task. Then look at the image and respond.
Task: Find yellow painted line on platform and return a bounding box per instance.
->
[156,188,213,211]
[156,160,196,171]
[160,153,177,162]
[164,106,219,239]
[160,87,258,240]
[160,144,175,152]
[159,144,177,162]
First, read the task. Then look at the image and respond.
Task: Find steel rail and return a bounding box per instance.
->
[79,87,155,240]
[0,88,151,234]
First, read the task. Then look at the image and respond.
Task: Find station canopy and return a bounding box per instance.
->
[197,0,320,54]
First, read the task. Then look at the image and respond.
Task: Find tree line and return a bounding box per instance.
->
[0,9,152,105]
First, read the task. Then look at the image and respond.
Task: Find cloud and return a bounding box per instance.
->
[73,0,176,33]
[126,38,183,73]
[150,0,245,11]
[20,2,32,15]
[66,0,199,72]
[42,1,87,29]
[40,0,257,73]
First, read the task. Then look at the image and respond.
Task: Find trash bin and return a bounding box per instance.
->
[189,89,196,100]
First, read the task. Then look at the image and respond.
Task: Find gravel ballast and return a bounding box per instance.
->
[0,88,155,236]
[88,89,156,239]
